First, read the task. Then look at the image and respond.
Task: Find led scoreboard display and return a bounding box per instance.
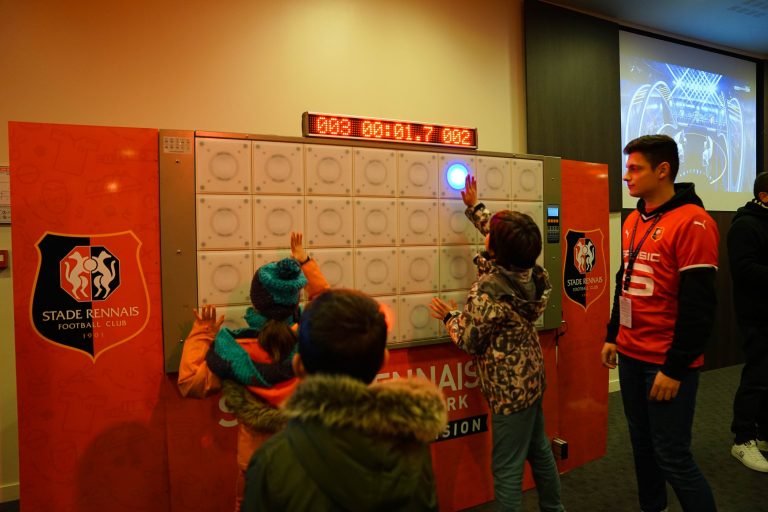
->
[302,112,478,149]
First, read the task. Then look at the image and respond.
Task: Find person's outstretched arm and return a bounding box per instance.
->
[461,175,492,236]
[177,305,224,398]
[290,231,329,299]
[430,285,496,355]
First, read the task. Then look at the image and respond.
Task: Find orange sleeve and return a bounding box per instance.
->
[177,320,222,398]
[302,258,330,300]
[676,209,719,271]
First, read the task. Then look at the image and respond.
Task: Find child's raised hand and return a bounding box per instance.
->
[429,297,458,320]
[290,232,308,263]
[193,305,224,331]
[461,174,478,207]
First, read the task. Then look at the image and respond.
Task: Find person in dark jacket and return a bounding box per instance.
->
[241,288,448,512]
[602,134,718,512]
[727,171,768,472]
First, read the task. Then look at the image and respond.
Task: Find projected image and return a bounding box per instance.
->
[620,31,757,210]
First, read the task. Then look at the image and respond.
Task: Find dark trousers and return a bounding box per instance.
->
[731,323,768,443]
[618,353,716,512]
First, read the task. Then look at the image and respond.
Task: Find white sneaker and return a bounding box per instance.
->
[731,440,768,472]
[758,438,768,451]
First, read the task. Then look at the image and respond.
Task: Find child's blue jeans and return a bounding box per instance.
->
[491,399,564,512]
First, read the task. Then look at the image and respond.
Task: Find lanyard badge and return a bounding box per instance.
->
[622,214,662,292]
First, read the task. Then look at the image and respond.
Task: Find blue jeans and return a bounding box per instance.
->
[491,399,564,512]
[618,353,716,512]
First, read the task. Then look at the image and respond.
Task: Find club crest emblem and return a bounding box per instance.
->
[60,245,121,301]
[32,231,149,361]
[573,238,596,274]
[564,229,607,311]
[651,227,664,241]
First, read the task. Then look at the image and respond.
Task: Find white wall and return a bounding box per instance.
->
[0,0,528,500]
[0,0,528,163]
[0,226,16,502]
[609,212,621,392]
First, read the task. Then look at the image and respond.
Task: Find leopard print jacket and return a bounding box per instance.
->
[444,203,552,415]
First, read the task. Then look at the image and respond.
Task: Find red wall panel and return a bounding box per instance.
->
[557,159,610,472]
[9,124,609,511]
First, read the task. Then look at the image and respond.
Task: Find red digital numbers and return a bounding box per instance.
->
[305,113,476,148]
[393,123,408,140]
[361,121,423,142]
[441,127,473,146]
[315,116,352,136]
[423,125,434,143]
[361,120,384,138]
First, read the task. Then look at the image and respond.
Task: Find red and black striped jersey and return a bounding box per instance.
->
[616,203,719,367]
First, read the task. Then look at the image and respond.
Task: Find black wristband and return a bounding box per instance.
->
[299,256,311,266]
[443,312,454,324]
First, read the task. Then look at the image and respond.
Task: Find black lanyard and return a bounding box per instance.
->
[623,214,662,291]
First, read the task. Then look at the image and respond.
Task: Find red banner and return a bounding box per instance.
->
[9,122,173,510]
[9,125,608,511]
[378,343,493,510]
[380,336,560,511]
[557,160,610,472]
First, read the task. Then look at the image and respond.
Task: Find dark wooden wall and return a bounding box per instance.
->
[524,0,622,211]
[708,211,744,369]
[762,62,767,172]
[525,0,768,369]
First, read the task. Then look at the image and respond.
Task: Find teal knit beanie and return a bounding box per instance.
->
[249,258,307,319]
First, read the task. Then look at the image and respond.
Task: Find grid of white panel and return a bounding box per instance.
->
[196,139,251,193]
[195,137,544,345]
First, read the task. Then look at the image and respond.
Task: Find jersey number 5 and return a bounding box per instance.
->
[624,262,654,297]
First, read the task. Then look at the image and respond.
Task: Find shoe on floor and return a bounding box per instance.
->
[757,438,768,451]
[731,440,768,472]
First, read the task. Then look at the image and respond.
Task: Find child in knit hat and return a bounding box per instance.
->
[178,232,329,512]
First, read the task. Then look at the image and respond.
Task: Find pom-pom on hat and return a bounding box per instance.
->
[250,258,307,320]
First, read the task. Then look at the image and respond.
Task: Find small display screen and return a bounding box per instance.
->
[303,112,478,149]
[547,206,559,217]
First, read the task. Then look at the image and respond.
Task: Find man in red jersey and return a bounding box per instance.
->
[602,134,718,512]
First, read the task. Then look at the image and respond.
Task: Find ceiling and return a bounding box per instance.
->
[544,0,768,59]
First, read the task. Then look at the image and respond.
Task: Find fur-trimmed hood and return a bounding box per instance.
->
[244,374,447,511]
[283,374,448,443]
[222,380,287,433]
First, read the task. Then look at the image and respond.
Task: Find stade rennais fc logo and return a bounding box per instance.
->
[31,232,149,361]
[563,229,607,311]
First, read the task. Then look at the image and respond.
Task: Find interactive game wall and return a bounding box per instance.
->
[159,131,561,371]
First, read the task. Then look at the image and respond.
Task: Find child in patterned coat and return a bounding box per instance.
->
[429,175,564,512]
